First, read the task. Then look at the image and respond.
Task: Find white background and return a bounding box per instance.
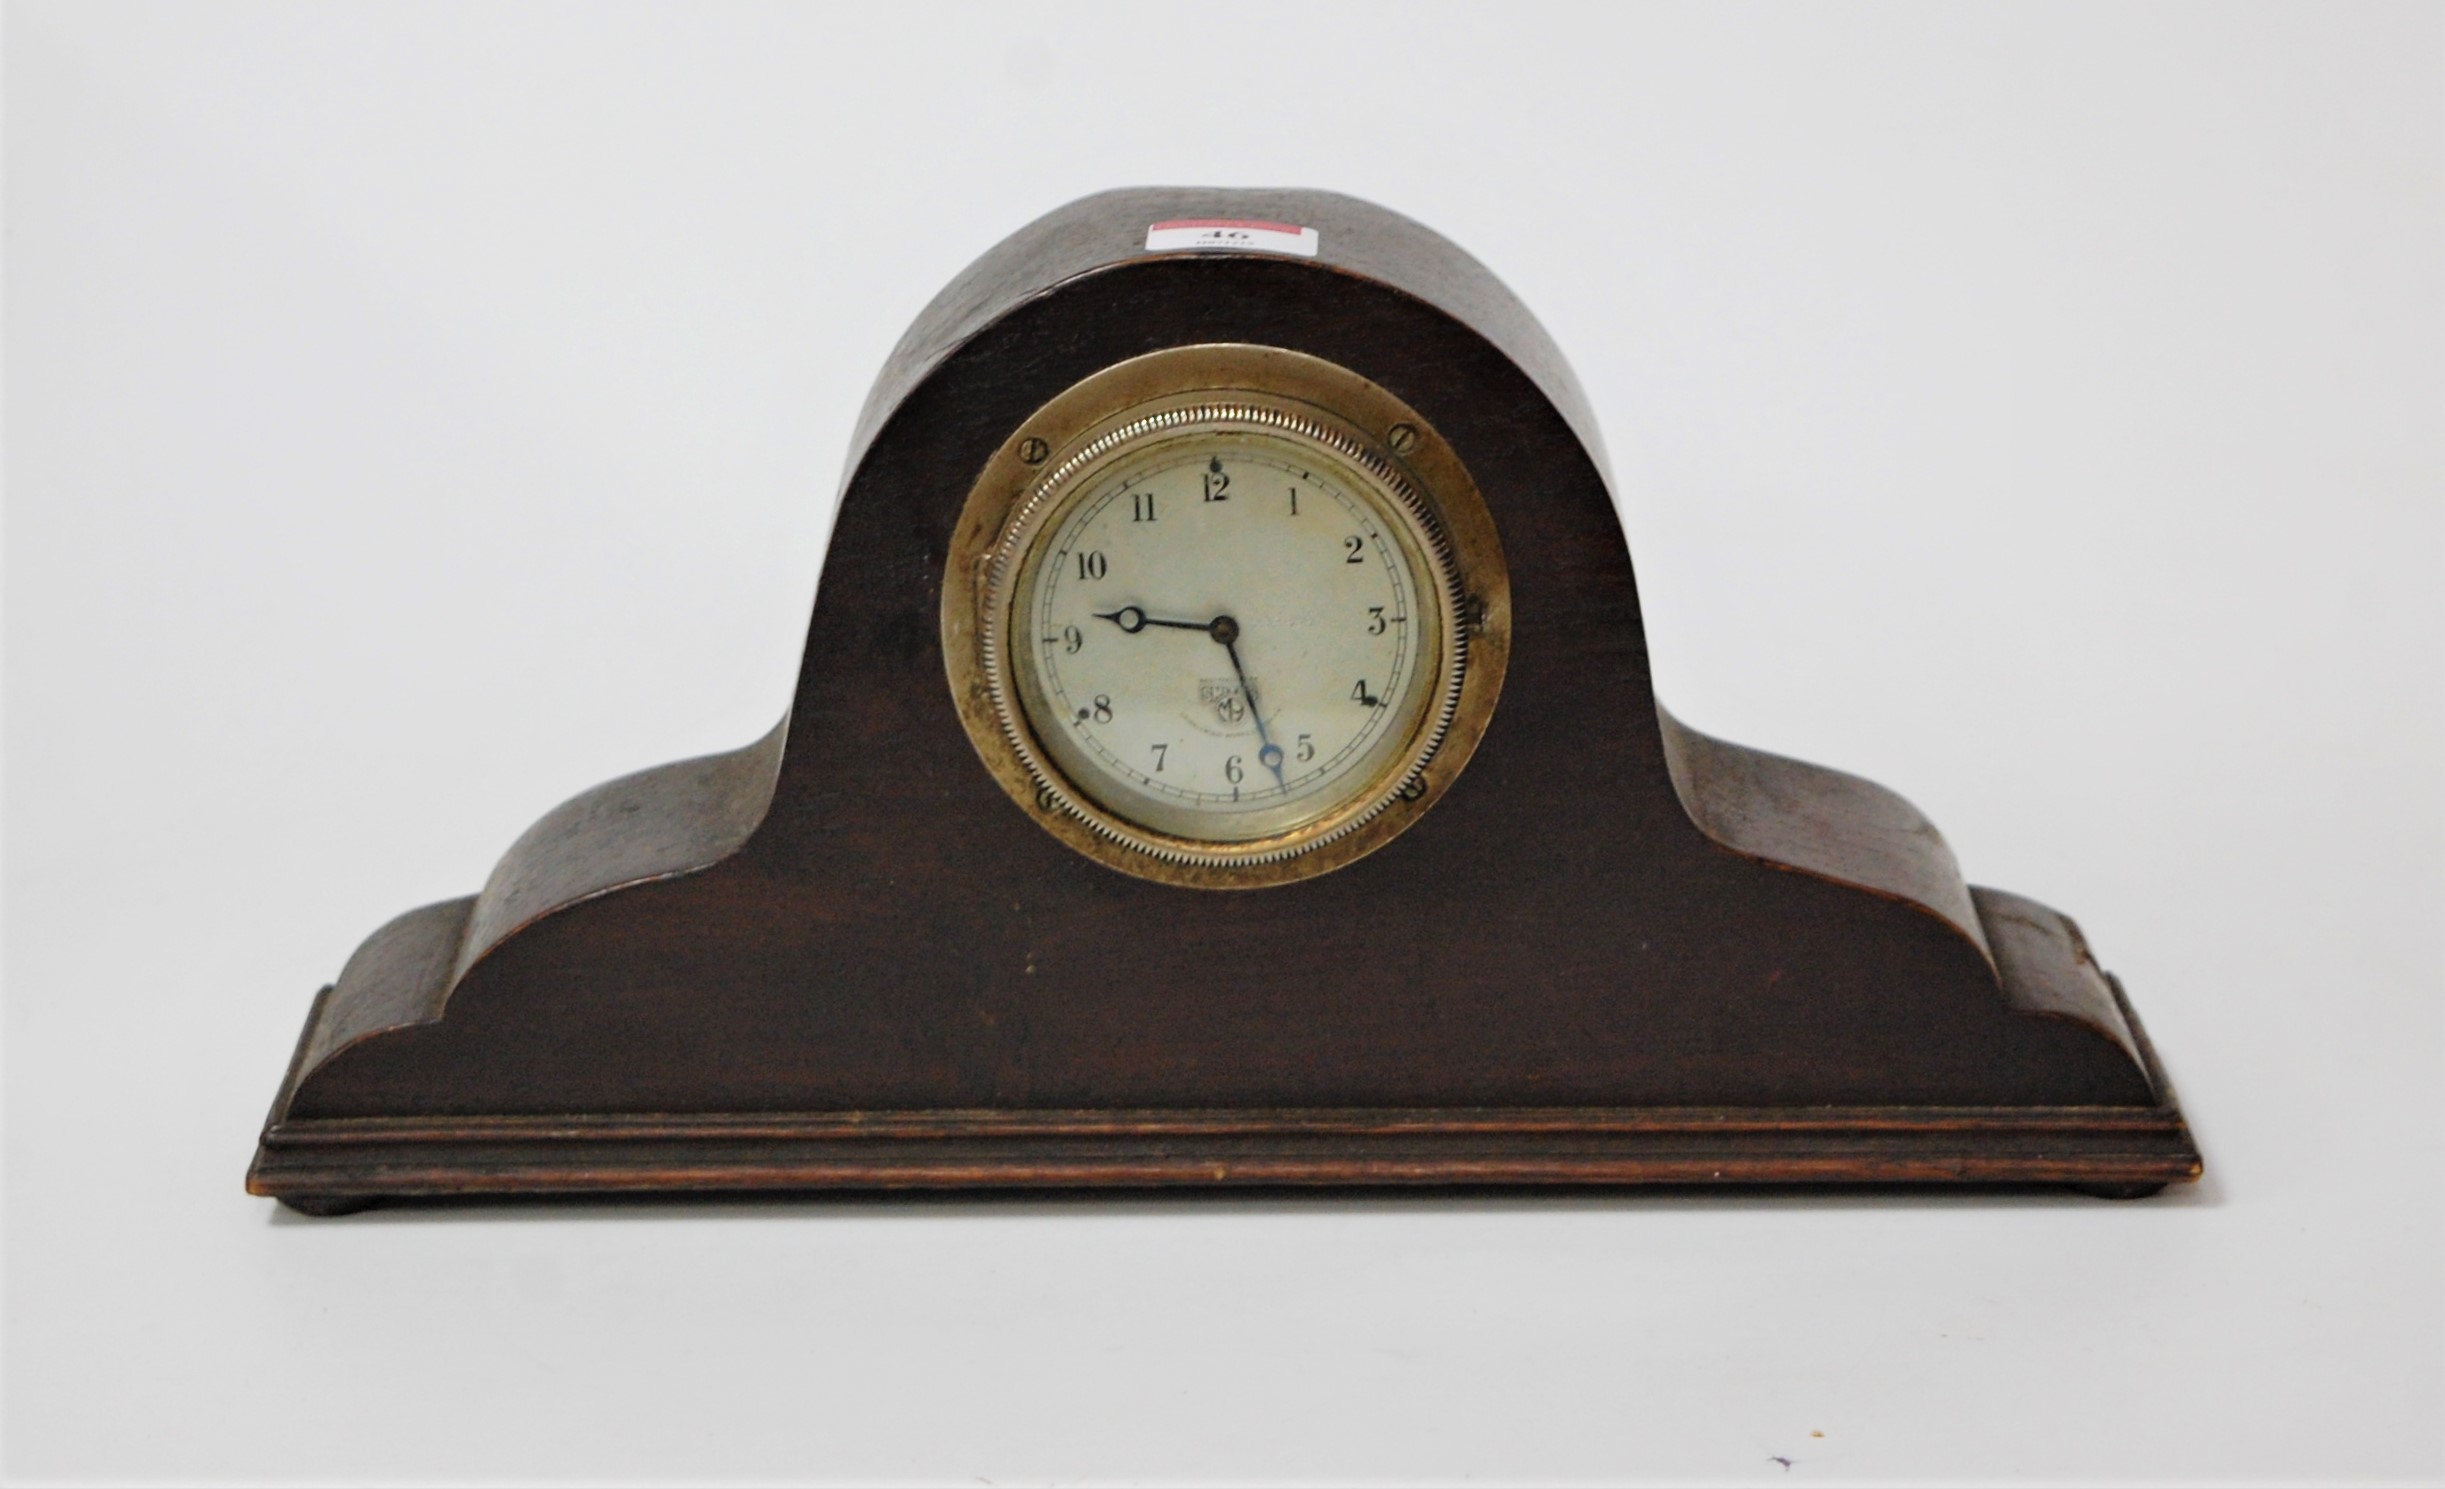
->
[7,4,2440,1484]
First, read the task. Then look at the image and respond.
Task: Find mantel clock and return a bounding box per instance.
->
[248,191,2201,1212]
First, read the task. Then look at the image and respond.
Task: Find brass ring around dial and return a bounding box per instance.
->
[941,344,1511,889]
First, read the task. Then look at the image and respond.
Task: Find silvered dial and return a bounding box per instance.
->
[992,410,1462,859]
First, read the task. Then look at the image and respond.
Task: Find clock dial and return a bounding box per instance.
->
[947,346,1508,885]
[1010,430,1441,844]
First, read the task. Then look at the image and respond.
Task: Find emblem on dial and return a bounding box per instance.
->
[945,346,1510,886]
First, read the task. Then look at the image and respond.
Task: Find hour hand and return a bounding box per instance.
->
[1093,606,1208,635]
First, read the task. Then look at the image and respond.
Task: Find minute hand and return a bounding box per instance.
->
[1210,615,1288,789]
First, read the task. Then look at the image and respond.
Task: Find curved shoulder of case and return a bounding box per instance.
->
[250,188,2199,1210]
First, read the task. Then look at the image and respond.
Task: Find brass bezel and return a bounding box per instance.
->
[942,345,1511,888]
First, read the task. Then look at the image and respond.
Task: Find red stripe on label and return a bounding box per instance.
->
[1148,219,1310,235]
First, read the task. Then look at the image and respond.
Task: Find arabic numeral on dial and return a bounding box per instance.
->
[1224,755,1243,784]
[1062,625,1082,654]
[1202,458,1230,501]
[1092,694,1113,723]
[1367,606,1387,634]
[1076,551,1107,581]
[1149,742,1167,771]
[1131,492,1156,522]
[1344,535,1365,564]
[1288,486,1299,516]
[1351,680,1381,707]
[1296,733,1314,762]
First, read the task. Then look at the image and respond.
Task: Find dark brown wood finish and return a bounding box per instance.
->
[249,188,2199,1210]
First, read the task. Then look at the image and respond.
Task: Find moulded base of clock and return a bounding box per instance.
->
[248,189,2201,1214]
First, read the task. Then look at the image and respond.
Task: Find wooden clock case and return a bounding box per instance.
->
[249,188,2201,1213]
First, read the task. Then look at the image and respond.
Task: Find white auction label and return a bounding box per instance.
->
[1144,219,1320,258]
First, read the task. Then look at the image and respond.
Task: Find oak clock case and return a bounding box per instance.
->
[248,188,2201,1213]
